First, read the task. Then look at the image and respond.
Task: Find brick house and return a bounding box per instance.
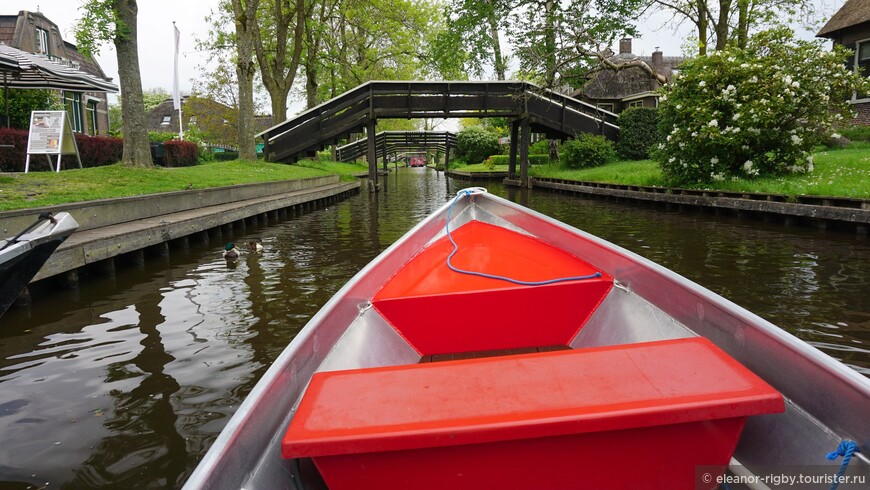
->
[571,38,684,114]
[817,0,870,125]
[0,10,113,135]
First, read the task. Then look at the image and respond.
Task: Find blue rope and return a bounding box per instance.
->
[445,189,602,286]
[826,440,860,490]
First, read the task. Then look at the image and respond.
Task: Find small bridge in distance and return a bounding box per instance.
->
[257,80,620,188]
[336,131,457,168]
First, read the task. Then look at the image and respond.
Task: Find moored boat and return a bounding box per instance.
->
[0,212,78,318]
[185,188,868,489]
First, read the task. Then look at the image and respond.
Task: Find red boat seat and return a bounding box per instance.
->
[282,337,784,490]
[372,220,613,355]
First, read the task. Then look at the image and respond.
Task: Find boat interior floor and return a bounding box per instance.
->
[419,344,571,363]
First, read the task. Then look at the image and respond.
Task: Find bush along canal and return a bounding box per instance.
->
[0,167,867,488]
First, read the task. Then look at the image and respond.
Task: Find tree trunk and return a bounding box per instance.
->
[697,0,708,56]
[304,2,325,110]
[484,0,505,81]
[736,0,749,49]
[114,0,153,167]
[544,0,557,88]
[714,0,732,51]
[232,0,259,161]
[548,138,558,162]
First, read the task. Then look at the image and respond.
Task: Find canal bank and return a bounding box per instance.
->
[0,175,360,294]
[464,173,870,233]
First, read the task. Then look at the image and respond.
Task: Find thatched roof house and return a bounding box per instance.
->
[817,0,870,40]
[571,39,684,114]
[817,0,870,125]
[147,96,272,147]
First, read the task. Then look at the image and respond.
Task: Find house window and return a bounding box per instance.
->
[63,92,83,133]
[86,101,99,135]
[161,116,172,126]
[856,40,870,101]
[596,103,615,113]
[36,28,50,55]
[628,100,644,109]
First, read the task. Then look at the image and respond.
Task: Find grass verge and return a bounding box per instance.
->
[0,159,366,211]
[454,143,870,199]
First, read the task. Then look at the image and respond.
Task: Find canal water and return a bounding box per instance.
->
[1,167,868,489]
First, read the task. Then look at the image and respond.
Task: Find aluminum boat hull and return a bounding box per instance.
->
[185,189,869,489]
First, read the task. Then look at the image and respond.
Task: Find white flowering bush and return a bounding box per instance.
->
[655,28,870,185]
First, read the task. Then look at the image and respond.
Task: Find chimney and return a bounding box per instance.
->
[619,38,632,54]
[652,48,664,73]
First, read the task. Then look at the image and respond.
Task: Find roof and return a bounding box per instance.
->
[0,43,118,92]
[0,11,111,83]
[577,53,684,100]
[817,0,870,37]
[0,16,16,45]
[62,41,108,80]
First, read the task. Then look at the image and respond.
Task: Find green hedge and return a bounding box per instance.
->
[0,128,123,171]
[163,140,199,167]
[616,107,660,160]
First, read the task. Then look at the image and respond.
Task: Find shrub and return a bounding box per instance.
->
[529,139,551,155]
[149,131,178,143]
[560,134,616,169]
[456,126,500,165]
[655,28,870,185]
[838,125,870,142]
[0,128,30,172]
[617,107,659,160]
[75,134,123,167]
[488,154,551,165]
[0,129,122,171]
[162,140,199,167]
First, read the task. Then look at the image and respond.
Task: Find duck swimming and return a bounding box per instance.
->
[223,242,240,260]
[246,238,264,253]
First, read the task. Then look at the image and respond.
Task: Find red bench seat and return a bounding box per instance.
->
[281,337,783,490]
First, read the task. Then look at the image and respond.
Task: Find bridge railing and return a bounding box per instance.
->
[260,81,620,163]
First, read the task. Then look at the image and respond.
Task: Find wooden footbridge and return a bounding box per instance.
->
[336,131,457,166]
[257,81,620,187]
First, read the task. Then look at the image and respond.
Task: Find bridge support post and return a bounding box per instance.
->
[508,120,519,179]
[520,117,531,187]
[381,139,388,173]
[367,119,379,192]
[444,137,451,171]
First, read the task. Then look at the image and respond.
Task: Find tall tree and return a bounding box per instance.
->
[229,0,260,160]
[508,0,647,90]
[653,0,817,55]
[253,0,307,124]
[307,0,439,105]
[432,0,508,80]
[76,0,153,167]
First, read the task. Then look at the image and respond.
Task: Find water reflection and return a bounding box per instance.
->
[0,167,866,488]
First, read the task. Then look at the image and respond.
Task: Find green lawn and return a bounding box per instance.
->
[456,143,870,199]
[296,159,369,178]
[1,145,867,212]
[0,160,365,211]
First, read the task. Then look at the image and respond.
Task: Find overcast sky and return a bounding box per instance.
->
[12,0,843,116]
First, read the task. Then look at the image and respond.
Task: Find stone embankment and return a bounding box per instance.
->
[1,176,360,291]
[500,177,869,234]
